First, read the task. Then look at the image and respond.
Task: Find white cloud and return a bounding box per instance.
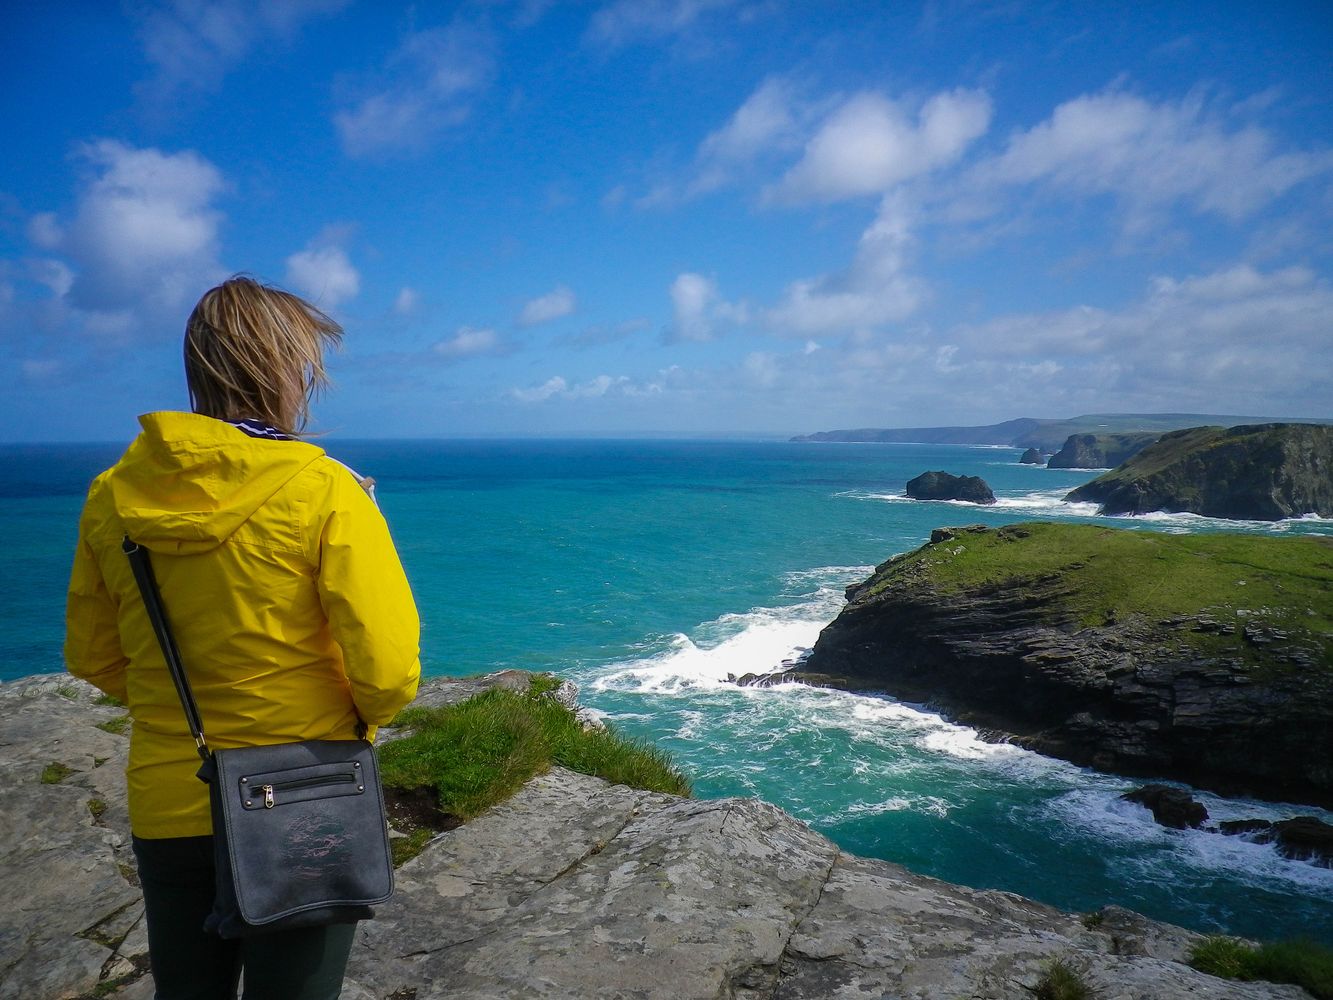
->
[509,371,664,403]
[586,0,733,48]
[56,140,227,318]
[770,88,992,203]
[394,287,419,315]
[336,24,493,157]
[670,273,715,341]
[971,89,1333,225]
[668,272,747,342]
[29,259,74,298]
[285,230,360,306]
[27,213,62,250]
[699,78,801,164]
[21,359,64,383]
[944,264,1333,412]
[766,192,924,334]
[511,375,569,402]
[743,351,780,387]
[134,0,349,103]
[434,326,501,360]
[687,77,811,196]
[519,285,577,326]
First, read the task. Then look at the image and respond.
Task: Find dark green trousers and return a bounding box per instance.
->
[131,835,356,1000]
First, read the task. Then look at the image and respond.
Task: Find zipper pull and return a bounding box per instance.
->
[262,784,275,809]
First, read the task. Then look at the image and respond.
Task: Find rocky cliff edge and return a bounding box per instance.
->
[1,673,1311,1000]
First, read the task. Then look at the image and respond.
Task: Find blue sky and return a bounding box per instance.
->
[2,1,1331,441]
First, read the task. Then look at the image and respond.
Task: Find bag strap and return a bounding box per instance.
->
[122,536,211,762]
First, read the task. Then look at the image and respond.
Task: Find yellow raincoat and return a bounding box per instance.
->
[65,411,421,839]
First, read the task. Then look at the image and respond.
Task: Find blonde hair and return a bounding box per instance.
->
[184,276,343,435]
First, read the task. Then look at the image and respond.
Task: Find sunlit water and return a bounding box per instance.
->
[7,438,1330,942]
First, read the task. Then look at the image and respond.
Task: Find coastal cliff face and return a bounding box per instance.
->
[1066,423,1333,520]
[801,523,1333,808]
[2,673,1312,1000]
[1046,432,1160,469]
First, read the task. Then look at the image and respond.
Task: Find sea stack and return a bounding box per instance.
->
[905,471,996,505]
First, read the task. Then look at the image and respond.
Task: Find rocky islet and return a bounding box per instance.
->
[904,469,997,504]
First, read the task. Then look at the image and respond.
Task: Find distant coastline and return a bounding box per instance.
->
[792,412,1333,454]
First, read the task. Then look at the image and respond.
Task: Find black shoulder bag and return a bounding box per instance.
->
[123,537,395,938]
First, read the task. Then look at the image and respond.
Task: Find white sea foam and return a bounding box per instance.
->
[588,568,863,695]
[1105,509,1333,535]
[833,795,952,820]
[595,620,815,693]
[1044,787,1333,893]
[840,486,1333,536]
[989,491,1101,516]
[842,487,1101,518]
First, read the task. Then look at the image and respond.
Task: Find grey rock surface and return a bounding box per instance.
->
[0,675,146,1000]
[2,673,1312,999]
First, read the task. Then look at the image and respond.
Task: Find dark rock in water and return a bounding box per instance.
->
[1065,423,1333,520]
[1218,815,1333,866]
[727,670,852,690]
[1269,816,1333,866]
[1020,448,1043,465]
[1121,785,1208,829]
[905,471,996,505]
[1217,819,1273,837]
[1047,433,1159,469]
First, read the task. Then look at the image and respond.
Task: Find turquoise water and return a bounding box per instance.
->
[7,438,1332,943]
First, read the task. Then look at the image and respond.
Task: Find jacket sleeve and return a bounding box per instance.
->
[316,470,421,727]
[65,530,130,704]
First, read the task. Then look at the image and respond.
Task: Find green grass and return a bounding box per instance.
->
[87,798,107,821]
[379,686,691,824]
[95,714,132,735]
[390,828,437,867]
[1083,426,1225,481]
[1190,936,1333,999]
[41,762,74,784]
[862,523,1333,654]
[526,671,564,698]
[56,685,79,701]
[1033,957,1094,999]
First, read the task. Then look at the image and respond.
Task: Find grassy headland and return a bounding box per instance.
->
[864,522,1332,659]
[1065,423,1333,519]
[803,522,1333,803]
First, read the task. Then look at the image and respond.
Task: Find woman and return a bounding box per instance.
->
[65,276,421,1000]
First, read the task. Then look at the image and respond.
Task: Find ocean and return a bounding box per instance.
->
[6,436,1331,943]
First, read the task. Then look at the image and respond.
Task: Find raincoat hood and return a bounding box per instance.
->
[110,411,325,554]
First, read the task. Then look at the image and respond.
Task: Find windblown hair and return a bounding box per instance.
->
[184,276,343,436]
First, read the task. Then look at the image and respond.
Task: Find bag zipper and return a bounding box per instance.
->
[246,771,361,809]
